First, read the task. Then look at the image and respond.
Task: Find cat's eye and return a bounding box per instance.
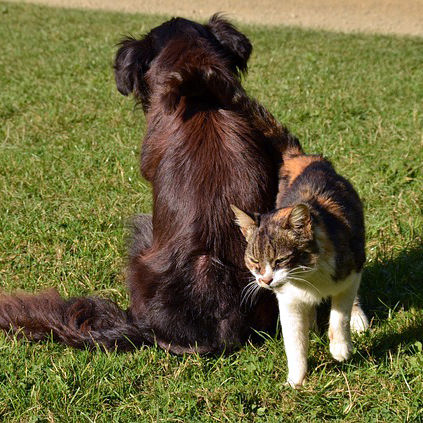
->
[275,257,288,266]
[249,257,259,264]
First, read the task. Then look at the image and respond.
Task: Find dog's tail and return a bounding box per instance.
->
[0,289,152,350]
[0,289,153,350]
[0,215,156,351]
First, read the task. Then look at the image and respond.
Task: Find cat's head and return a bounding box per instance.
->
[231,204,319,291]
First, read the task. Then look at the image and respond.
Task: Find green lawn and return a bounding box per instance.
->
[0,2,422,421]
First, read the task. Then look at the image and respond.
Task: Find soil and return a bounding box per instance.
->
[10,0,423,37]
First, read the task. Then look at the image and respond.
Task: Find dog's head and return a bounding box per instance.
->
[114,15,252,111]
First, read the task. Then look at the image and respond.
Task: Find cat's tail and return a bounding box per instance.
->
[0,289,153,351]
[245,99,303,156]
[280,135,304,158]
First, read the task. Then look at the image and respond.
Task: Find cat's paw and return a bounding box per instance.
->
[330,341,352,362]
[286,368,307,389]
[286,376,306,389]
[350,307,369,333]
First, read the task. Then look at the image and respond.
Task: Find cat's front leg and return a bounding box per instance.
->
[329,272,361,362]
[277,293,312,388]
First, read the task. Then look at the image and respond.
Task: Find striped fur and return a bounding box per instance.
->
[232,145,369,388]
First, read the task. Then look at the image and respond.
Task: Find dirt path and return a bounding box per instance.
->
[10,0,423,37]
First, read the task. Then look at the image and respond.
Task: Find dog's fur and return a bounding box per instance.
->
[0,15,300,353]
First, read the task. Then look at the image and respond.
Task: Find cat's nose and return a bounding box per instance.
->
[259,276,273,285]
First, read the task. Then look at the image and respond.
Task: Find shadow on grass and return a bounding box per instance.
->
[308,243,423,366]
[359,243,423,358]
[363,244,423,315]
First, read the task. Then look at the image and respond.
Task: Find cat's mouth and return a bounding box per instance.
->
[256,278,285,290]
[256,267,316,291]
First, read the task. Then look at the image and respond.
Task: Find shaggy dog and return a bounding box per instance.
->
[0,15,300,353]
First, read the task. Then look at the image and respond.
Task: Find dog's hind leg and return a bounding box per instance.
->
[128,214,153,259]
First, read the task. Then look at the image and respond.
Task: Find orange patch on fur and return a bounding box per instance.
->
[272,207,293,222]
[282,154,323,185]
[316,195,350,227]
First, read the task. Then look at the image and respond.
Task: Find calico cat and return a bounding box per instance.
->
[231,144,369,388]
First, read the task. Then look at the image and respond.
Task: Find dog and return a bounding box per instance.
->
[0,15,300,354]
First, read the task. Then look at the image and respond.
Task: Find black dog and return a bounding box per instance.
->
[0,15,300,353]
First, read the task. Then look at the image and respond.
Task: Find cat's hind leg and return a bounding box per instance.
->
[350,295,369,333]
[329,272,361,362]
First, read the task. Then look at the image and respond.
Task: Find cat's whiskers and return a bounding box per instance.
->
[287,266,313,276]
[249,283,262,308]
[286,275,322,296]
[241,280,260,309]
[240,281,255,301]
[241,280,256,296]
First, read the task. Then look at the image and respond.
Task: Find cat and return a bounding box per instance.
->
[231,143,369,387]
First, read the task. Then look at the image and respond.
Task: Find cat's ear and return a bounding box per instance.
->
[288,204,311,231]
[230,205,258,239]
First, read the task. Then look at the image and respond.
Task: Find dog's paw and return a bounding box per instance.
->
[330,341,352,362]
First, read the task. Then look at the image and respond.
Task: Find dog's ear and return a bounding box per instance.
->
[206,14,252,73]
[114,36,155,98]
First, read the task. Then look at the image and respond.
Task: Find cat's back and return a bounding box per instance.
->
[279,150,362,217]
[279,151,365,279]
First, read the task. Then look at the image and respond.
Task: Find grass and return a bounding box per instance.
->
[0,1,422,421]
